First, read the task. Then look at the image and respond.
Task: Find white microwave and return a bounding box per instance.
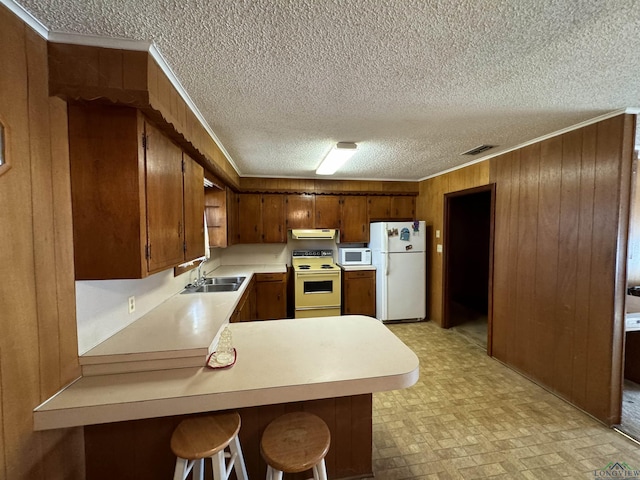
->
[339,248,372,266]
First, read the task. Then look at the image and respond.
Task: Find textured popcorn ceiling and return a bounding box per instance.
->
[16,0,640,180]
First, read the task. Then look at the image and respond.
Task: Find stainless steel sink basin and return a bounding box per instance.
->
[181,276,245,294]
[196,283,240,292]
[203,276,246,285]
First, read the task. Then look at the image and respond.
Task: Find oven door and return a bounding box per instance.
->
[294,271,341,312]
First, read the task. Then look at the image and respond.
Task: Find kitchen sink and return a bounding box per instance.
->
[203,276,246,285]
[181,276,245,294]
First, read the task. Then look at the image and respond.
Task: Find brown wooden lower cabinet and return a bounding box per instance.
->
[84,394,373,480]
[342,270,376,317]
[255,272,287,320]
[230,276,257,322]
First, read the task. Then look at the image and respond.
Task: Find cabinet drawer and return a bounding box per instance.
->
[255,272,286,283]
[345,270,374,279]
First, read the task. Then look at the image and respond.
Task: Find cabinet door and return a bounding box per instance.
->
[315,195,341,229]
[286,194,315,229]
[145,122,185,273]
[238,193,263,243]
[368,196,390,221]
[262,194,286,243]
[391,196,415,220]
[227,189,239,245]
[68,104,144,279]
[183,155,205,262]
[256,280,287,320]
[343,270,376,317]
[340,196,369,243]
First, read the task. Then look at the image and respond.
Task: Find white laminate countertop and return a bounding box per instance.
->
[34,315,419,430]
[81,264,286,364]
[338,264,377,271]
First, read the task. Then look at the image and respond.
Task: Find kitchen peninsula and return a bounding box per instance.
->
[34,268,419,479]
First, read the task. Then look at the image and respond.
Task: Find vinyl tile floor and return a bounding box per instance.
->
[369,321,640,479]
[621,380,640,442]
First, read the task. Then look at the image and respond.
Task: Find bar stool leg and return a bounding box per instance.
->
[211,451,226,480]
[266,465,284,480]
[229,434,249,480]
[173,457,189,480]
[192,458,205,480]
[314,458,328,480]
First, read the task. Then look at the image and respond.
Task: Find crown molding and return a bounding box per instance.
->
[420,108,637,181]
[1,0,48,39]
[1,0,240,177]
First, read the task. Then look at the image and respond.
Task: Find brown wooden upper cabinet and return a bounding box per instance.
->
[182,154,206,262]
[368,195,415,221]
[237,193,263,243]
[315,195,341,229]
[340,196,369,243]
[390,196,415,220]
[262,194,286,243]
[68,104,204,279]
[237,193,286,244]
[285,194,315,229]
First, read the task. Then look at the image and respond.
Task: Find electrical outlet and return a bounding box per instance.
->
[128,296,135,314]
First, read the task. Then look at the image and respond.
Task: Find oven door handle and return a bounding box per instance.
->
[296,306,341,311]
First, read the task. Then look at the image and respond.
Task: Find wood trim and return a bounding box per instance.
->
[239,177,419,195]
[47,42,240,190]
[442,184,495,357]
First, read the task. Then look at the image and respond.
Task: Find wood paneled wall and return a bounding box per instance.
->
[0,6,83,479]
[239,177,419,195]
[47,42,240,189]
[490,115,635,425]
[416,162,491,324]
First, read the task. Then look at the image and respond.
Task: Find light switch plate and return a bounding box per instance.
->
[435,230,441,238]
[436,244,443,253]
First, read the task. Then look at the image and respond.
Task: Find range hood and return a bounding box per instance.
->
[290,229,336,240]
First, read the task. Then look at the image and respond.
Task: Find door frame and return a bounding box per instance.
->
[442,184,496,355]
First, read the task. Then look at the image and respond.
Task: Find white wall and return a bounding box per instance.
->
[218,238,342,266]
[75,250,222,354]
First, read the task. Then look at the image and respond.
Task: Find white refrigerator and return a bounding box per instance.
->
[368,221,427,322]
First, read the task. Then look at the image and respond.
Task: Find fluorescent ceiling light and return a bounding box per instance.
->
[316,142,357,175]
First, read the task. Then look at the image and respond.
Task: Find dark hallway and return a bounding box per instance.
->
[444,188,492,349]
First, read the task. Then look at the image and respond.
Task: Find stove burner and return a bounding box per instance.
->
[298,265,311,269]
[321,264,334,269]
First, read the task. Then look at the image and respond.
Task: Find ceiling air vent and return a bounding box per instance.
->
[460,144,496,156]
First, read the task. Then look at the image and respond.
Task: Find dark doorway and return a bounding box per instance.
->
[443,185,494,352]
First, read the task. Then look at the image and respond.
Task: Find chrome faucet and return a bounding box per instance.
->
[195,258,207,287]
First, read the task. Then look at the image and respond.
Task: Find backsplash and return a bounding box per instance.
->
[75,250,221,355]
[75,240,343,354]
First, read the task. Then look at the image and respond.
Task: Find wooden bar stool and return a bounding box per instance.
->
[260,412,331,480]
[170,411,248,480]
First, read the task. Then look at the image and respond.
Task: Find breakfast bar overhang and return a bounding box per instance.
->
[34,316,419,479]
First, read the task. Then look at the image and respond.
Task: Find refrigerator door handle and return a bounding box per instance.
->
[385,255,389,276]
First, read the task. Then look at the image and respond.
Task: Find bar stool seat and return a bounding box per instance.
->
[260,412,330,480]
[171,411,248,480]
